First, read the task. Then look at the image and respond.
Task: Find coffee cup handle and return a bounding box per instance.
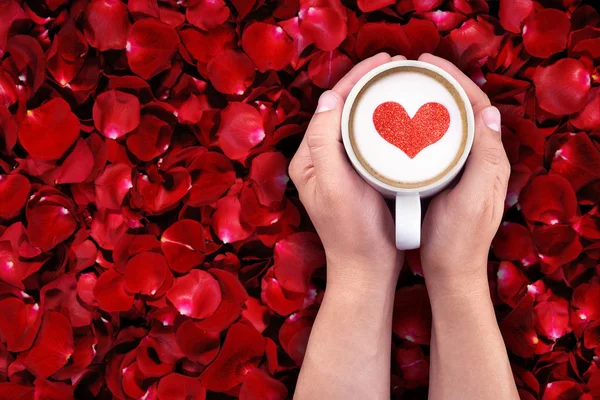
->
[395,194,421,250]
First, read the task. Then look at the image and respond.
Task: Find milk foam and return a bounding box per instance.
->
[350,69,467,185]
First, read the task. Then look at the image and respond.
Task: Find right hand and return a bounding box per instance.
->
[418,54,511,290]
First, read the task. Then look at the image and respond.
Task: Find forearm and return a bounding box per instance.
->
[426,273,519,400]
[294,259,400,400]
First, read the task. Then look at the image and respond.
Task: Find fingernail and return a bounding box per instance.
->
[482,106,501,132]
[315,91,338,113]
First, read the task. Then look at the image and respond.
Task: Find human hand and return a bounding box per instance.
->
[418,54,511,293]
[289,53,406,291]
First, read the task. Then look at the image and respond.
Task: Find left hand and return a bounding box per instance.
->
[289,53,407,290]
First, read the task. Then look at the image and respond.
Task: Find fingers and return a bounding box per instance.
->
[452,106,510,220]
[418,53,491,113]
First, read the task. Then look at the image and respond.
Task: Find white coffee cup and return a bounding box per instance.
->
[341,60,475,250]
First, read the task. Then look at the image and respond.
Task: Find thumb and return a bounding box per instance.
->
[452,106,511,216]
[305,90,354,177]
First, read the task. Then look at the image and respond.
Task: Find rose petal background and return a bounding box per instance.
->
[0,0,599,398]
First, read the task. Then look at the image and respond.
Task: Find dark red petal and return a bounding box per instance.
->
[84,0,130,51]
[161,219,206,273]
[355,22,410,59]
[519,175,578,224]
[0,297,41,352]
[392,285,432,345]
[217,102,265,162]
[40,274,93,328]
[421,11,466,31]
[550,133,600,191]
[95,163,132,209]
[179,26,236,64]
[19,98,80,161]
[357,0,393,12]
[157,373,206,400]
[124,252,168,295]
[412,0,443,11]
[395,344,429,388]
[200,323,264,392]
[307,50,353,89]
[242,22,293,72]
[126,18,180,80]
[496,261,528,308]
[0,1,28,52]
[0,174,30,219]
[493,222,534,261]
[93,269,134,312]
[249,152,288,207]
[239,184,284,228]
[533,225,582,268]
[542,381,585,400]
[273,232,325,293]
[167,269,222,319]
[90,207,129,250]
[500,296,537,358]
[278,311,313,365]
[194,269,248,332]
[0,106,18,153]
[92,89,141,139]
[176,319,220,365]
[34,379,73,400]
[242,297,270,333]
[523,9,570,58]
[239,368,287,400]
[404,18,440,60]
[76,273,97,306]
[207,49,255,95]
[571,87,600,131]
[26,192,77,252]
[498,0,534,33]
[533,59,591,115]
[188,150,236,207]
[298,0,347,51]
[126,114,173,161]
[261,269,304,315]
[46,22,88,86]
[534,298,572,341]
[53,138,94,184]
[23,311,74,378]
[186,0,230,31]
[573,282,600,322]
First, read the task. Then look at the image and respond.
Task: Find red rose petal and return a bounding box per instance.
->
[217,102,265,162]
[500,296,538,358]
[279,311,313,365]
[207,49,255,95]
[46,22,88,87]
[23,311,74,378]
[76,273,97,306]
[242,22,293,72]
[93,89,141,139]
[542,381,585,400]
[571,87,600,131]
[533,225,582,269]
[126,18,180,80]
[126,114,173,162]
[0,0,28,52]
[186,0,230,31]
[533,59,591,115]
[0,297,41,352]
[124,252,168,295]
[19,98,80,161]
[83,0,130,51]
[261,269,305,315]
[572,282,600,322]
[520,175,578,225]
[95,163,132,210]
[0,106,18,153]
[239,368,288,400]
[0,174,30,219]
[404,18,440,60]
[212,195,253,244]
[496,261,528,308]
[499,0,534,33]
[161,219,206,273]
[392,285,432,345]
[535,297,572,341]
[180,26,236,63]
[200,323,264,392]
[493,222,534,262]
[167,269,222,319]
[298,0,347,51]
[157,373,206,400]
[94,269,134,312]
[176,319,220,365]
[356,22,410,59]
[249,152,289,207]
[395,344,429,389]
[551,133,600,192]
[53,138,94,184]
[188,150,236,207]
[307,49,353,89]
[40,274,94,328]
[26,189,77,251]
[34,379,73,400]
[273,232,325,293]
[90,207,129,250]
[357,0,393,12]
[523,9,570,58]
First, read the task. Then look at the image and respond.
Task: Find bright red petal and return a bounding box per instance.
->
[84,0,130,51]
[161,219,206,273]
[92,89,141,139]
[126,18,180,79]
[217,103,265,162]
[533,59,591,115]
[242,22,293,72]
[167,269,222,319]
[523,9,570,58]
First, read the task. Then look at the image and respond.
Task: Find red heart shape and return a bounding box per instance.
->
[372,102,450,158]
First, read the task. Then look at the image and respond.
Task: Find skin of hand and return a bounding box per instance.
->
[417,54,519,400]
[290,53,406,400]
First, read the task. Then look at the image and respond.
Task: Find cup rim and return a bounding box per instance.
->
[341,59,476,195]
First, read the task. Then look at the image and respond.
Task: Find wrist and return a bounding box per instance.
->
[425,270,491,312]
